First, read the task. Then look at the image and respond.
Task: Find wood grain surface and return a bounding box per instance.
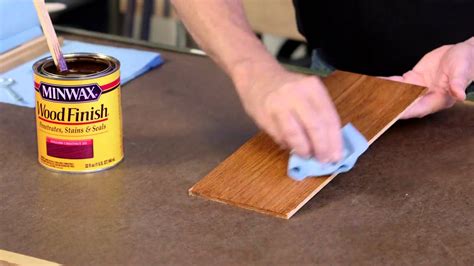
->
[189,71,427,219]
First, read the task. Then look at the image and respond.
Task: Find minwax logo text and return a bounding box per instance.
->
[40,83,102,103]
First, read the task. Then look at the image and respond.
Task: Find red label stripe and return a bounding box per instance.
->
[101,78,120,91]
[38,116,108,125]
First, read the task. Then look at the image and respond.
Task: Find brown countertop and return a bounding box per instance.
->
[1,32,473,265]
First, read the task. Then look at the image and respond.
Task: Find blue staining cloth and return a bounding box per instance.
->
[288,123,369,181]
[0,0,42,53]
[0,41,163,107]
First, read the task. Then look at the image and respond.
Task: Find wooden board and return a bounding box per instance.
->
[0,249,60,266]
[189,71,427,219]
[0,36,64,73]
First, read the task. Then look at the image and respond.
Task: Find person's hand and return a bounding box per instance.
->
[395,37,474,119]
[232,62,343,162]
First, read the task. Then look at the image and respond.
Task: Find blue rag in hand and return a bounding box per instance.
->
[0,0,42,53]
[0,41,163,107]
[288,123,369,181]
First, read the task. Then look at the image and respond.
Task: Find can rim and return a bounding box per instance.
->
[33,53,120,80]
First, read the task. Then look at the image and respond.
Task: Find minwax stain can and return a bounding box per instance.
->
[33,53,123,173]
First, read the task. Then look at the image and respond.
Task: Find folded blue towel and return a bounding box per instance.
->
[0,0,42,53]
[288,123,369,181]
[0,41,163,107]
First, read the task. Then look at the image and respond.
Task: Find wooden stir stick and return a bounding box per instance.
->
[33,0,68,72]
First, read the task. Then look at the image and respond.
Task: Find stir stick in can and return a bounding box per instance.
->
[33,0,68,72]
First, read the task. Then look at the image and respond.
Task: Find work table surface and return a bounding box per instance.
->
[1,32,473,265]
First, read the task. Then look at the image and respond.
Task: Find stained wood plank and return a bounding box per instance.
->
[189,71,427,219]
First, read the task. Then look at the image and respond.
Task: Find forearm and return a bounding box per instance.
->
[171,0,283,88]
[172,0,342,160]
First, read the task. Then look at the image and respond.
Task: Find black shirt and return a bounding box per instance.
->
[293,0,474,76]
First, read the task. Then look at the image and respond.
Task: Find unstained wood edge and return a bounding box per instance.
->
[0,249,60,266]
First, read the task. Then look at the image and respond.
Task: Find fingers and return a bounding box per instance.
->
[445,59,471,100]
[398,39,474,120]
[303,80,342,161]
[292,98,342,162]
[447,58,472,100]
[261,76,342,162]
[400,91,456,119]
[449,78,468,100]
[444,41,474,100]
[399,68,459,119]
[273,110,312,157]
[260,90,313,156]
[256,114,286,149]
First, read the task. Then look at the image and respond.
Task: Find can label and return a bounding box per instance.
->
[34,59,123,172]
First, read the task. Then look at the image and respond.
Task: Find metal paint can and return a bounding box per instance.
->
[33,53,123,173]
